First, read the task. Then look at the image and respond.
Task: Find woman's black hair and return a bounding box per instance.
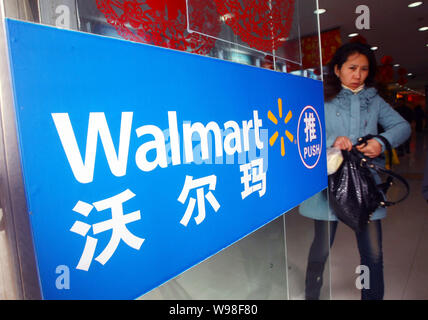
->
[324,42,378,101]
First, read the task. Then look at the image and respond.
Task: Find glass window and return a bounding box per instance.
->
[2,0,330,300]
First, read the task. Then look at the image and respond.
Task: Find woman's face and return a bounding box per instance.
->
[334,53,369,90]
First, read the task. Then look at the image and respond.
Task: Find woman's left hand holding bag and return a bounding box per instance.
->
[356,139,382,158]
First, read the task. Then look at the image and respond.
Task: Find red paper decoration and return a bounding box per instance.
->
[397,67,408,76]
[349,34,367,44]
[284,28,341,72]
[96,0,220,55]
[377,55,394,84]
[380,55,393,65]
[214,0,295,52]
[397,67,408,85]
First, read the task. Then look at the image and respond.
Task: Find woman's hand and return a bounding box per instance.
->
[332,136,353,151]
[356,139,382,158]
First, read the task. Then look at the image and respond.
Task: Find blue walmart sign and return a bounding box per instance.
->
[6,19,326,299]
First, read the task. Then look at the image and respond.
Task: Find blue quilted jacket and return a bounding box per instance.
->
[299,86,411,221]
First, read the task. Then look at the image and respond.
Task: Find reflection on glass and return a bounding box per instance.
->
[140,215,288,300]
[91,0,218,55]
[3,0,324,79]
[3,0,39,22]
[188,0,298,61]
[187,0,306,73]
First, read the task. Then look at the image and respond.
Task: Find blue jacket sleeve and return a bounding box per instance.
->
[376,96,411,150]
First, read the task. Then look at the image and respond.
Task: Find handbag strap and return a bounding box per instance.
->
[355,134,393,168]
[353,134,410,207]
[355,134,395,193]
[362,159,410,207]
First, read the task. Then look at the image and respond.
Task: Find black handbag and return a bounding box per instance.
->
[328,134,409,233]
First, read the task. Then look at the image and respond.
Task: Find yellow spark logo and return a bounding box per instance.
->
[268,98,294,157]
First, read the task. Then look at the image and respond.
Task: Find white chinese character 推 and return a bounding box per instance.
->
[178,175,221,227]
[240,158,266,200]
[304,112,317,142]
[70,189,144,271]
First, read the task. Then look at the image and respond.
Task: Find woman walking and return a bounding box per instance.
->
[299,42,411,300]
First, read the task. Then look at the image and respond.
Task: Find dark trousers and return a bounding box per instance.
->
[305,219,384,300]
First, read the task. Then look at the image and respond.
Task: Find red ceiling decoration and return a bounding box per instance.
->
[214,0,295,52]
[97,0,295,55]
[397,67,408,86]
[96,0,220,55]
[377,55,394,84]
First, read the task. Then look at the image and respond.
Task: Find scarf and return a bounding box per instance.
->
[341,84,365,94]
